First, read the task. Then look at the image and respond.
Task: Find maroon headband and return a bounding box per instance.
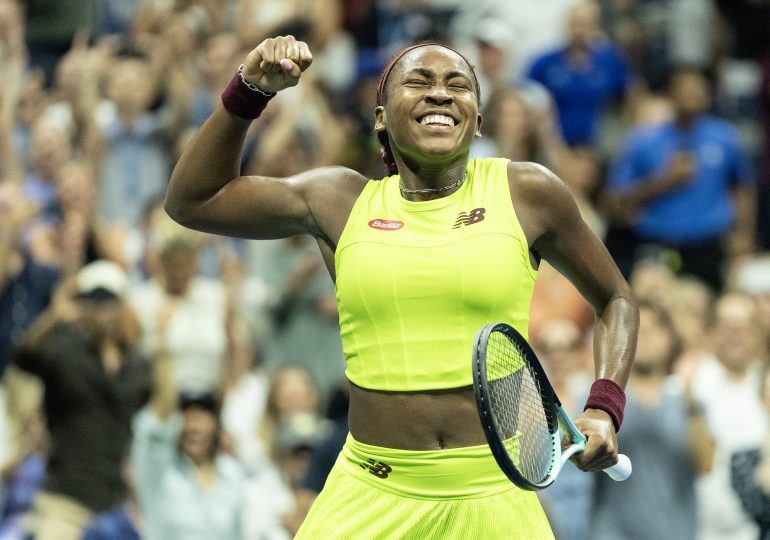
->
[375,42,480,106]
[375,42,480,175]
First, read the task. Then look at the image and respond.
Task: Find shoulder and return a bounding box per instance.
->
[527,49,562,75]
[700,116,741,142]
[293,166,368,197]
[593,41,628,63]
[506,161,580,242]
[506,161,573,209]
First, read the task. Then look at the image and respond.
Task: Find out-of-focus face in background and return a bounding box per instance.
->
[712,293,761,373]
[669,70,710,119]
[106,57,158,118]
[181,405,219,462]
[535,318,584,385]
[199,32,241,87]
[158,242,200,297]
[269,367,319,419]
[567,0,601,49]
[58,161,97,214]
[76,298,125,342]
[29,121,72,181]
[635,305,676,374]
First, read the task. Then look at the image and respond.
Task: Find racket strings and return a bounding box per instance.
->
[486,331,557,485]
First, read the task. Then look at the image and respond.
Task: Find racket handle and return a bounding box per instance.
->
[603,453,632,481]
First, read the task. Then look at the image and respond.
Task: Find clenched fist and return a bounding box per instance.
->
[241,35,313,94]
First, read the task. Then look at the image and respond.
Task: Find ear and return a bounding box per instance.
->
[475,113,483,137]
[374,106,386,133]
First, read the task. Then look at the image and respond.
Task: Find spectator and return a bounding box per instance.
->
[731,361,770,540]
[23,119,72,213]
[13,260,151,540]
[459,0,578,78]
[131,349,245,540]
[0,185,59,374]
[258,237,345,404]
[96,53,179,229]
[26,160,125,275]
[526,0,635,147]
[533,318,594,540]
[589,301,713,540]
[732,255,770,359]
[129,232,228,394]
[669,276,715,382]
[0,368,46,540]
[22,0,96,86]
[260,366,321,454]
[80,460,141,540]
[288,380,350,535]
[605,66,756,290]
[221,319,270,467]
[190,32,241,127]
[693,292,767,540]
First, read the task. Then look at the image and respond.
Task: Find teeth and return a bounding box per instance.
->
[420,114,455,126]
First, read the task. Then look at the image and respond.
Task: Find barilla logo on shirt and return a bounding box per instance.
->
[368,219,404,231]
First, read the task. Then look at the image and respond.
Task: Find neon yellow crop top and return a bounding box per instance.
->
[334,158,537,391]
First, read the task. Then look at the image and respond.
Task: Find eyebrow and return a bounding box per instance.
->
[404,68,472,82]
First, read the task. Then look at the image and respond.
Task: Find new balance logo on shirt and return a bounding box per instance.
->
[453,208,486,228]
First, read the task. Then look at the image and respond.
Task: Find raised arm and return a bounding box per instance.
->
[509,162,639,471]
[165,35,363,242]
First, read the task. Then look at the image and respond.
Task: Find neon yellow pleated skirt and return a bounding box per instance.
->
[295,434,553,539]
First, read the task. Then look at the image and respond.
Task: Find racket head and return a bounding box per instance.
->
[473,322,563,490]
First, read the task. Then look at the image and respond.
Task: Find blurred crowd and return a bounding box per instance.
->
[0,0,768,539]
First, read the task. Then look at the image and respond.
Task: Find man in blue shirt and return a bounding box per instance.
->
[605,66,755,290]
[526,0,634,146]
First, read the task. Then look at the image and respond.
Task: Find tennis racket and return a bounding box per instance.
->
[472,322,632,491]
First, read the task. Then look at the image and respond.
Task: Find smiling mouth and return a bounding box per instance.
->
[417,113,458,128]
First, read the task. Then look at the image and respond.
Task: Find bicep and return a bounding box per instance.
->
[525,170,627,310]
[171,173,312,240]
[539,210,625,311]
[168,166,358,241]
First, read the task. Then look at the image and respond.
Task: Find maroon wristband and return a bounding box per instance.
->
[584,378,626,432]
[220,67,275,120]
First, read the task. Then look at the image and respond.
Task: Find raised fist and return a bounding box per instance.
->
[241,35,312,94]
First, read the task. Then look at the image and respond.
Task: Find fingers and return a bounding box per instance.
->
[246,35,312,75]
[572,435,619,472]
[570,409,619,472]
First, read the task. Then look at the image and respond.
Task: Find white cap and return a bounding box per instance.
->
[75,260,128,300]
[736,256,770,294]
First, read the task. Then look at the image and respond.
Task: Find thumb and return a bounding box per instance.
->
[280,58,302,78]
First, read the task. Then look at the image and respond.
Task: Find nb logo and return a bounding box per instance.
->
[452,207,486,229]
[359,458,393,479]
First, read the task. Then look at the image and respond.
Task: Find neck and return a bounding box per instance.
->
[567,42,591,62]
[674,112,698,130]
[397,161,468,201]
[117,108,143,129]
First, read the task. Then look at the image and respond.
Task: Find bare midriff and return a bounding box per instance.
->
[348,382,487,450]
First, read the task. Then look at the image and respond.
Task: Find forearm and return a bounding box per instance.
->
[165,104,253,223]
[687,406,715,474]
[150,348,178,421]
[591,293,639,387]
[613,172,678,210]
[732,185,756,242]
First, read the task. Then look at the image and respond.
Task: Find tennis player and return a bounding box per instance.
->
[165,35,639,539]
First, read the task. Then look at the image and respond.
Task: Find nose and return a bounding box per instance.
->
[425,85,453,106]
